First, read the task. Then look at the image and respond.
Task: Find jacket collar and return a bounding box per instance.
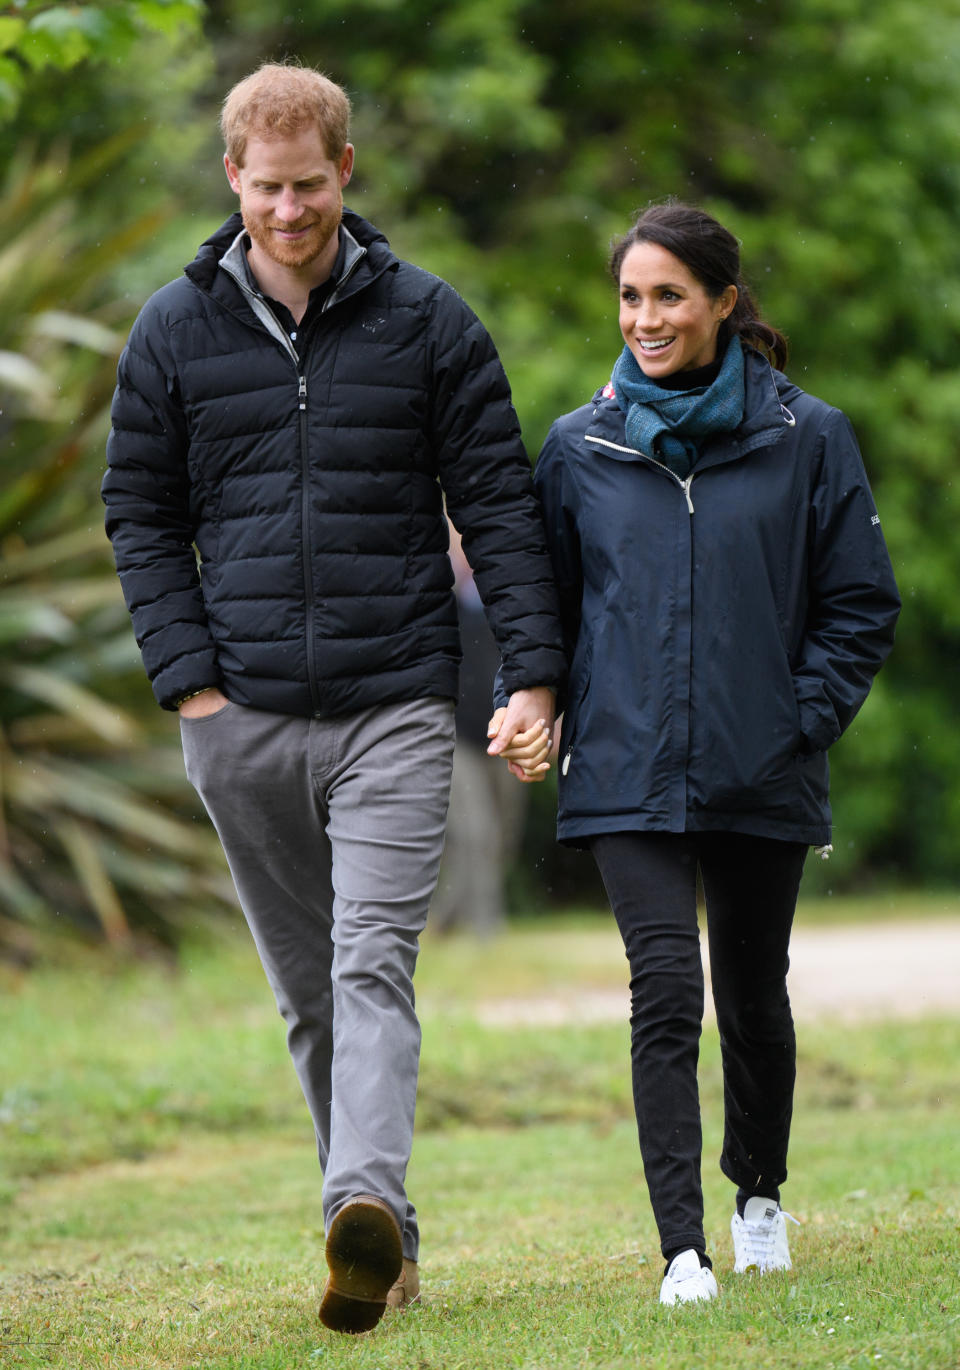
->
[734,347,796,451]
[214,222,372,360]
[584,347,793,467]
[184,207,398,309]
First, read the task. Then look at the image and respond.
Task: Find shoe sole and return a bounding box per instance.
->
[659,1278,719,1305]
[318,1197,403,1335]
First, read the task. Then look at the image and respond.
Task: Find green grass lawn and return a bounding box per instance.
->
[1,903,958,1368]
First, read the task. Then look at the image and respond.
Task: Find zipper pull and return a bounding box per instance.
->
[298,375,307,410]
[562,748,573,776]
[681,475,694,514]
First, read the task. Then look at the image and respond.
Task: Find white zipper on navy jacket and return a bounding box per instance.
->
[572,400,788,783]
[584,434,696,513]
[561,433,695,777]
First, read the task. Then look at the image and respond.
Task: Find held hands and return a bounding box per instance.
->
[486,686,556,783]
[487,708,551,780]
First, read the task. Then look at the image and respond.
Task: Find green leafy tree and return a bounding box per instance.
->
[0,3,241,955]
[0,0,204,119]
[0,140,237,954]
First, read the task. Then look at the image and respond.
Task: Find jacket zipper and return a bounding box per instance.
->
[680,474,694,514]
[213,242,375,715]
[560,663,593,777]
[297,371,323,714]
[584,435,695,513]
[231,284,322,713]
[295,253,365,712]
[569,434,695,789]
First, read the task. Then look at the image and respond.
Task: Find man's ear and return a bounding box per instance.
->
[338,144,355,189]
[224,153,242,195]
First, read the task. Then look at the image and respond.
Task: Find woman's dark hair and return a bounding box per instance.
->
[609,200,788,371]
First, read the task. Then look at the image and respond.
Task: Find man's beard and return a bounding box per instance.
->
[243,206,340,270]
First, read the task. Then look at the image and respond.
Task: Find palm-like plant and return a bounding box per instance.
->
[0,141,236,956]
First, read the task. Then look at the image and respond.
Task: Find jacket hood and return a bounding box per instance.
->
[740,348,800,439]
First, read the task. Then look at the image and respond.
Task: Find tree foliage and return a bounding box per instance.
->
[0,4,234,955]
[0,0,203,119]
[0,136,240,956]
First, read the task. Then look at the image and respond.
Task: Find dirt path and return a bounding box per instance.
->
[477,917,960,1026]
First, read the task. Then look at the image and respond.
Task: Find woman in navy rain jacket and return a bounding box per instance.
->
[497,202,899,1305]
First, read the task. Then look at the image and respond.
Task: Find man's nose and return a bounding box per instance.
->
[275,189,302,222]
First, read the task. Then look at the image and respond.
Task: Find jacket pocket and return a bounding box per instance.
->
[559,648,593,778]
[179,700,238,795]
[689,643,804,812]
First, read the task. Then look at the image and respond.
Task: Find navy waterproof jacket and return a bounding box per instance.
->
[536,347,900,846]
[103,210,565,716]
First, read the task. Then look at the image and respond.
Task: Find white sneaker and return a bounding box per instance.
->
[659,1248,719,1305]
[731,1196,799,1273]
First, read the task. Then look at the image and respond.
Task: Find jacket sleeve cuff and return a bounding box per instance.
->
[492,665,508,712]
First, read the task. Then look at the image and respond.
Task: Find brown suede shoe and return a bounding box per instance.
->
[386,1258,420,1312]
[318,1195,403,1335]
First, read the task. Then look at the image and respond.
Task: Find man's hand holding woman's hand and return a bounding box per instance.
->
[486,686,557,783]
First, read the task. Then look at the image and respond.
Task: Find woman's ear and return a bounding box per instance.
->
[717,284,738,322]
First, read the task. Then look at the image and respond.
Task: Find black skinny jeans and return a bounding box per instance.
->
[591,830,808,1259]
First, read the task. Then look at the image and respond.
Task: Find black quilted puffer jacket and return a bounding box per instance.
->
[103,210,565,716]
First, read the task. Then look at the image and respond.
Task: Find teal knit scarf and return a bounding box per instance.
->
[611,337,746,478]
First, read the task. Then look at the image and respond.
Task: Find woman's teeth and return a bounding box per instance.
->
[640,339,673,352]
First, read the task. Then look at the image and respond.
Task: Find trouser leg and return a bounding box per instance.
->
[322,698,454,1260]
[591,832,706,1259]
[180,704,337,1161]
[698,833,807,1197]
[181,697,454,1263]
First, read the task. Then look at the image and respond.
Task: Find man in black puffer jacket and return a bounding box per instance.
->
[103,63,564,1334]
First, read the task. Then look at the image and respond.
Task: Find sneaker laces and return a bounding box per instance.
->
[737,1206,799,1265]
[671,1264,708,1292]
[661,1250,717,1304]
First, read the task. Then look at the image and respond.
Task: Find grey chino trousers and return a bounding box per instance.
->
[180,696,455,1261]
